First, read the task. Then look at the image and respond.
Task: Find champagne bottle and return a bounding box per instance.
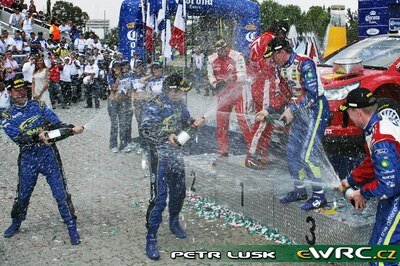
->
[263,113,286,126]
[44,127,74,142]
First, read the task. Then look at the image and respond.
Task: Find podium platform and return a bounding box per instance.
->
[184,154,375,245]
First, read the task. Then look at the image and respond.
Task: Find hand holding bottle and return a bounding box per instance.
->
[168,133,178,146]
[255,110,269,122]
[192,117,205,127]
[72,125,84,134]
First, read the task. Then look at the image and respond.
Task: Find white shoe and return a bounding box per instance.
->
[111,147,119,153]
[136,148,143,155]
[122,146,132,153]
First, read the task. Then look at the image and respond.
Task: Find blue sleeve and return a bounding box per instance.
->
[360,141,400,200]
[1,115,38,145]
[290,59,318,112]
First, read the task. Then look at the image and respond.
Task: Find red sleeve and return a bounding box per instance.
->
[350,144,376,184]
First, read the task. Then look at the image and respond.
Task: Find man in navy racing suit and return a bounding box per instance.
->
[339,89,400,266]
[1,77,84,245]
[264,37,330,211]
[140,73,205,260]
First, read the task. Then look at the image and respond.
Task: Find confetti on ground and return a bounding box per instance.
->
[184,192,294,245]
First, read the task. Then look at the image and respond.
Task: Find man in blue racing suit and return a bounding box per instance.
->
[141,73,205,260]
[264,37,330,211]
[339,89,400,266]
[1,77,84,245]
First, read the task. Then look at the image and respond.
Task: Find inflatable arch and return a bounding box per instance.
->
[119,0,260,61]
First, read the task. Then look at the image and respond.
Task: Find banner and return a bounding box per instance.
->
[120,0,260,59]
[170,245,400,263]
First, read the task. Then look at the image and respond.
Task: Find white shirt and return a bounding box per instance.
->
[84,63,99,78]
[60,64,72,82]
[192,53,204,70]
[59,24,71,38]
[9,13,23,28]
[4,58,19,80]
[0,88,10,109]
[22,61,35,82]
[85,38,94,48]
[5,36,16,51]
[70,59,81,76]
[74,38,86,53]
[90,41,102,50]
[22,18,33,33]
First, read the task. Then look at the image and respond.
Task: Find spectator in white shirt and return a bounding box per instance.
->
[85,36,94,48]
[4,51,19,81]
[83,57,100,108]
[69,52,82,102]
[22,54,35,84]
[74,33,86,54]
[21,12,33,35]
[9,8,24,29]
[191,47,205,94]
[60,57,72,107]
[89,37,102,50]
[2,30,17,52]
[59,20,71,40]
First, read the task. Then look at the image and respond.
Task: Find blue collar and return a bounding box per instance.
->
[282,52,296,68]
[364,111,381,135]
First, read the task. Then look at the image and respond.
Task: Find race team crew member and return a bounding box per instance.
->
[247,32,291,169]
[207,39,251,156]
[140,73,205,260]
[264,37,330,211]
[339,89,400,264]
[1,78,84,245]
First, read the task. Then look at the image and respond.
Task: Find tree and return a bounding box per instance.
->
[304,6,330,38]
[108,27,119,47]
[346,8,359,43]
[52,1,89,26]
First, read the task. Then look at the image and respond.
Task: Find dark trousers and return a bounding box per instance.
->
[49,81,64,107]
[71,75,81,102]
[60,81,72,106]
[108,99,127,149]
[85,80,100,108]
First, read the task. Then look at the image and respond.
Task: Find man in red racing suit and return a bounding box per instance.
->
[207,39,251,156]
[246,32,291,168]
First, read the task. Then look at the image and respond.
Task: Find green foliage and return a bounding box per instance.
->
[108,27,119,47]
[52,1,90,26]
[260,0,331,38]
[305,6,331,38]
[346,9,359,43]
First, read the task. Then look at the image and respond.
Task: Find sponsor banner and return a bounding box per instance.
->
[170,245,400,263]
[119,0,146,61]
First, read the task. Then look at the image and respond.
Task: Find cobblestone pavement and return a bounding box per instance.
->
[0,92,313,266]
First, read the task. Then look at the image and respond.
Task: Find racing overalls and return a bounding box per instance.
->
[248,59,291,157]
[140,93,192,234]
[207,48,251,155]
[280,52,330,191]
[0,100,77,224]
[347,112,400,256]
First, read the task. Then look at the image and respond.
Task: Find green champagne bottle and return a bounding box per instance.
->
[45,127,74,142]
